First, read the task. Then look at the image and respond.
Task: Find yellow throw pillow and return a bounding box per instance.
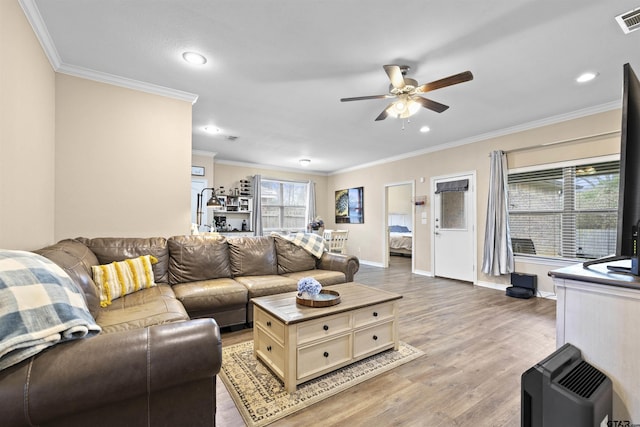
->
[92,255,158,307]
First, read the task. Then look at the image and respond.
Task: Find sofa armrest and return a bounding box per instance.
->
[317,252,360,282]
[0,318,221,426]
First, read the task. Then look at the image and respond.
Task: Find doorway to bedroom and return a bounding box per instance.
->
[384,181,415,272]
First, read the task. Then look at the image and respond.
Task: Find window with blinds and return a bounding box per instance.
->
[261,179,309,232]
[508,160,619,260]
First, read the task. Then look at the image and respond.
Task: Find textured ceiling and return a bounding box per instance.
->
[30,0,640,173]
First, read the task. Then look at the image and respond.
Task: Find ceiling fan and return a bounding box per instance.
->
[340,65,473,121]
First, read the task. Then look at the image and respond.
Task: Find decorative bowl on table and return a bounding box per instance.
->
[295,277,341,307]
[296,289,341,307]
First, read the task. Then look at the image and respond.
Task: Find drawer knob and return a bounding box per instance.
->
[266,321,271,327]
[323,351,329,358]
[267,345,272,352]
[323,325,329,331]
[373,311,378,317]
[373,335,378,341]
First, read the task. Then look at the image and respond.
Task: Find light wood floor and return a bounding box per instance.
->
[215,256,556,426]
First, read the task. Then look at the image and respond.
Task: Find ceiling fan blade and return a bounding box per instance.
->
[383,64,406,89]
[416,71,474,93]
[375,103,395,121]
[414,96,449,113]
[340,94,393,102]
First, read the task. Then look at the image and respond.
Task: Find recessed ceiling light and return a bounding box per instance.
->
[203,126,220,134]
[182,51,207,65]
[420,126,430,133]
[576,72,598,83]
[299,159,311,166]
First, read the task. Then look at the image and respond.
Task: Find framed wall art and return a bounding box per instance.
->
[335,187,364,224]
[191,166,205,176]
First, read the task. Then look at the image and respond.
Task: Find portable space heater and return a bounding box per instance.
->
[521,343,612,427]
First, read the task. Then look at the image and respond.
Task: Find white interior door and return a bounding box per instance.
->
[432,173,476,283]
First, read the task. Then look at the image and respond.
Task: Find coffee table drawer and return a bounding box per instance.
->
[353,321,395,358]
[255,308,285,343]
[255,327,285,378]
[353,301,395,327]
[297,313,351,344]
[297,334,352,380]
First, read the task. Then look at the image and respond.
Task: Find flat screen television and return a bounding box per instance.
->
[584,63,640,274]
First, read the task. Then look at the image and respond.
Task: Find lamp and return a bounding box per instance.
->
[389,95,421,119]
[196,187,224,226]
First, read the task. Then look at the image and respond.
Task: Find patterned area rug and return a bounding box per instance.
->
[219,340,424,427]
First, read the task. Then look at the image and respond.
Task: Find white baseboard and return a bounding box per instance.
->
[359,260,384,268]
[476,281,557,300]
[414,269,433,277]
[476,281,509,292]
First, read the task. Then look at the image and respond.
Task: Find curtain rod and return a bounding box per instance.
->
[496,130,620,156]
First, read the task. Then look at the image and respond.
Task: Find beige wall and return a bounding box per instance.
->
[214,161,329,219]
[192,151,215,188]
[325,109,621,294]
[55,74,193,240]
[0,0,56,250]
[388,184,412,215]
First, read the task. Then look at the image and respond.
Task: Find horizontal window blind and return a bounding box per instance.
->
[508,160,619,260]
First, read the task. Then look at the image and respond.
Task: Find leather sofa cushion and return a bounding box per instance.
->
[34,239,101,318]
[168,235,232,285]
[234,275,298,299]
[227,236,277,276]
[274,236,317,274]
[284,270,346,286]
[79,237,169,284]
[173,278,248,312]
[95,285,189,334]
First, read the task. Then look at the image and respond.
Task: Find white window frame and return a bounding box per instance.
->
[260,178,309,233]
[508,154,620,261]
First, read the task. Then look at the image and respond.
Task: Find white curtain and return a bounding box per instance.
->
[252,174,263,236]
[307,181,316,228]
[481,150,514,276]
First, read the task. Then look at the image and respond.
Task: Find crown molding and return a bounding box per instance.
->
[19,0,61,69]
[330,100,621,175]
[215,159,329,176]
[19,0,199,105]
[56,63,198,104]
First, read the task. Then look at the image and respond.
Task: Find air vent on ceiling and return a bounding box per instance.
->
[225,135,238,141]
[615,7,640,34]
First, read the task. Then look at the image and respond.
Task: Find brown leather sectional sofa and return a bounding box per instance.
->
[0,234,359,426]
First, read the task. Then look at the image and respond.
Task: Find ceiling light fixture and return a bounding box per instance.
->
[576,72,598,83]
[389,95,421,119]
[182,51,207,65]
[420,126,430,133]
[204,126,220,134]
[299,159,311,166]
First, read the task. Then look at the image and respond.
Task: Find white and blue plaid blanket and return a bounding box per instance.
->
[0,250,101,370]
[272,232,326,258]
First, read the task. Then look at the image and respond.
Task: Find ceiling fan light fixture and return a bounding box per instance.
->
[390,97,420,119]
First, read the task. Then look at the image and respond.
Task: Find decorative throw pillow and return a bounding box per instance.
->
[92,255,158,307]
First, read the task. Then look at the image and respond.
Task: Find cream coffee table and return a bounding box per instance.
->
[252,282,402,392]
